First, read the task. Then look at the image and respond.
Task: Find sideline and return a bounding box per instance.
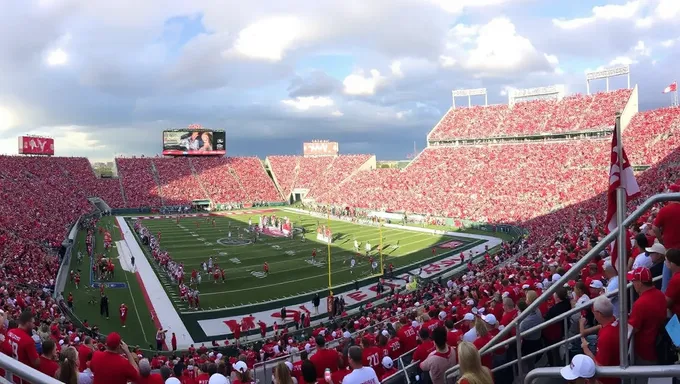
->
[115,217,196,349]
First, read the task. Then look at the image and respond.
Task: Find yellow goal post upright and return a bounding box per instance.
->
[379,218,384,275]
[327,211,332,290]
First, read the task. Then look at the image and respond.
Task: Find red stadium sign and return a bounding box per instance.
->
[18,136,54,155]
[303,141,339,156]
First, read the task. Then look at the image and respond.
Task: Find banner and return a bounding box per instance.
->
[163,127,226,155]
[303,141,338,156]
[18,136,54,155]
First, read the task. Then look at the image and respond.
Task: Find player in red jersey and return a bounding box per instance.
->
[263,262,269,275]
[213,269,220,283]
[312,249,316,259]
[7,311,40,374]
[119,303,128,327]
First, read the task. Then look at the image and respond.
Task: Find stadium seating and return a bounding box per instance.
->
[116,157,163,208]
[153,157,207,206]
[227,157,282,202]
[267,155,371,199]
[306,154,372,199]
[427,89,633,141]
[191,157,247,204]
[2,85,680,384]
[625,106,680,166]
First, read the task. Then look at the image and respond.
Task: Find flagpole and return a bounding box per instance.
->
[614,112,629,369]
[327,211,332,290]
[379,219,384,275]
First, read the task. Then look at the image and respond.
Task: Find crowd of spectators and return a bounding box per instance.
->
[428,89,632,141]
[266,155,371,198]
[0,98,679,384]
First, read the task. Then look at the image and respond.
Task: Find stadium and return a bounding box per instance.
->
[2,60,680,384]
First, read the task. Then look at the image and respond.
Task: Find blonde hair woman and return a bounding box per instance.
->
[457,342,493,384]
[473,317,488,339]
[57,347,78,384]
[273,361,295,384]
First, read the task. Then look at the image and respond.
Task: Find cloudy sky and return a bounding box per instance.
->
[0,0,678,162]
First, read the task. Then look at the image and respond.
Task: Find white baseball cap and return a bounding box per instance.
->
[438,311,447,320]
[646,242,667,255]
[343,331,352,339]
[463,313,475,321]
[483,314,498,326]
[233,361,248,373]
[560,354,596,380]
[166,378,181,384]
[208,374,229,384]
[522,284,530,289]
[284,361,293,371]
[552,273,561,282]
[411,321,419,328]
[589,280,604,289]
[381,330,389,337]
[382,356,394,369]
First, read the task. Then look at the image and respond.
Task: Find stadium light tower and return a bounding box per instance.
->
[508,85,564,106]
[585,65,630,95]
[451,88,487,108]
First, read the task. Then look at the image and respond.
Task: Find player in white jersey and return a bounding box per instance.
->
[354,239,359,252]
[208,257,214,271]
[202,262,208,273]
[197,273,202,285]
[228,231,232,238]
[365,242,371,256]
[350,257,356,274]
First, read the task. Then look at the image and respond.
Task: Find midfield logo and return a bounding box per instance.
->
[250,271,267,278]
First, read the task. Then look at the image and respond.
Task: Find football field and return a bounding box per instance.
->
[132,209,480,310]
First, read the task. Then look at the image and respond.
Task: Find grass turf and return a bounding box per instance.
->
[64,216,159,350]
[133,209,479,310]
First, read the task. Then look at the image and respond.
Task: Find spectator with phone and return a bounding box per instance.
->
[90,332,139,384]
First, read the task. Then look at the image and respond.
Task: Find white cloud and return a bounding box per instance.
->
[439,55,457,68]
[552,1,642,29]
[655,0,680,21]
[661,38,677,48]
[231,16,304,61]
[0,106,17,132]
[390,61,403,78]
[428,0,511,14]
[331,110,344,117]
[396,110,412,119]
[281,96,334,110]
[633,40,651,57]
[46,49,68,66]
[443,17,553,76]
[343,69,385,96]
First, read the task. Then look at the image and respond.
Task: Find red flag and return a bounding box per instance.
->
[605,125,640,270]
[663,82,677,93]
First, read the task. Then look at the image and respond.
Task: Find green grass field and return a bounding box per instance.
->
[64,216,159,350]
[134,209,478,310]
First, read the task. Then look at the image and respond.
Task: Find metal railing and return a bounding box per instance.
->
[0,353,62,384]
[445,191,680,381]
[524,365,680,384]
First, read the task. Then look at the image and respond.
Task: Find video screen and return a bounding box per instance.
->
[162,130,226,156]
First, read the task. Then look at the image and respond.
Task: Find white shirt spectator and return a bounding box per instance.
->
[606,276,619,319]
[342,366,379,384]
[462,327,478,342]
[631,252,653,270]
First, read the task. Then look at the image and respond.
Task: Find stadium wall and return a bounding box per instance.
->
[620,84,639,132]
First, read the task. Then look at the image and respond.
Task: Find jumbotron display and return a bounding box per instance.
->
[162,124,226,155]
